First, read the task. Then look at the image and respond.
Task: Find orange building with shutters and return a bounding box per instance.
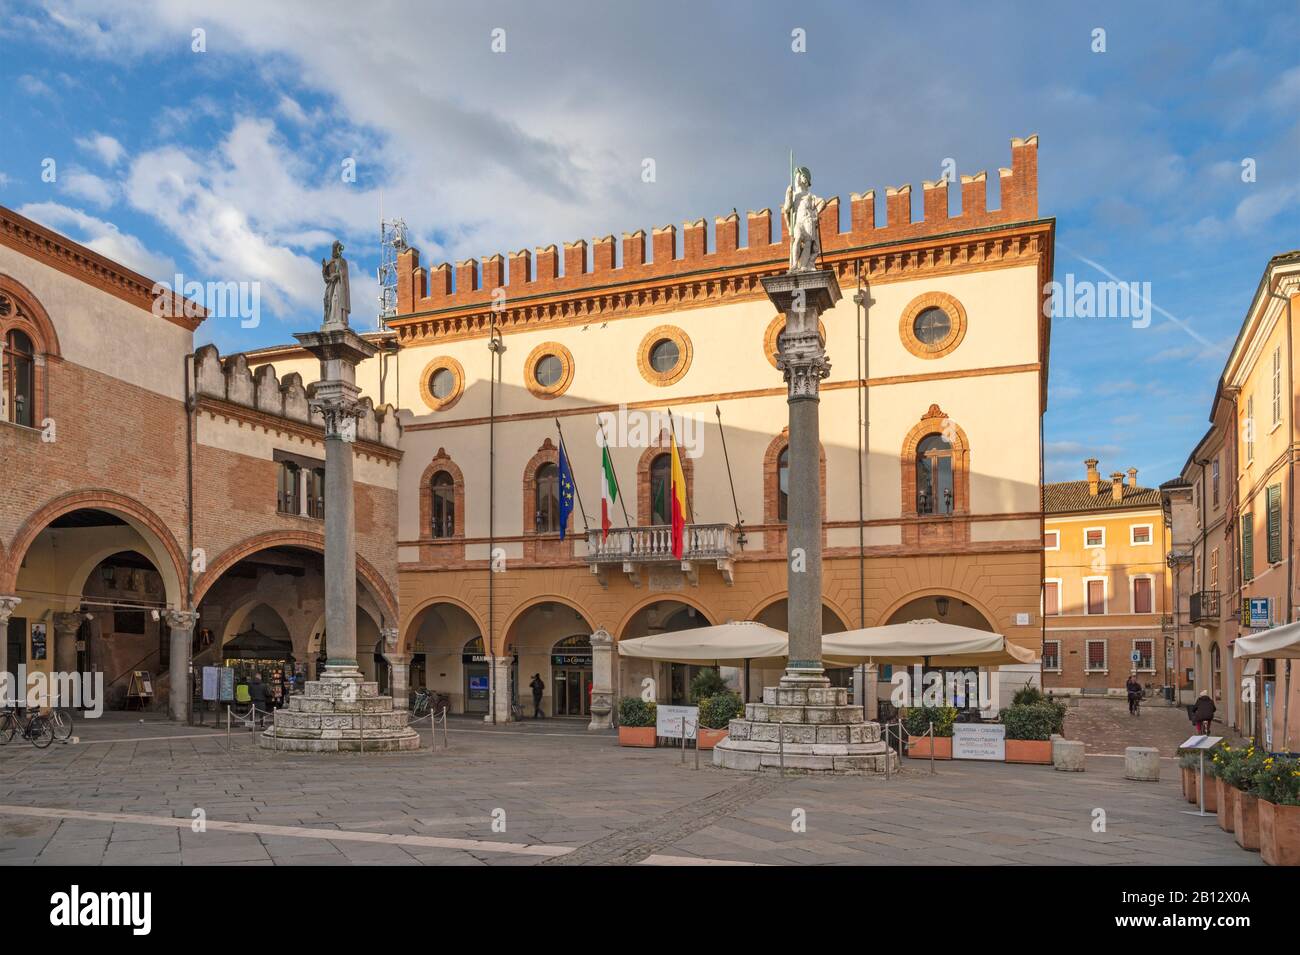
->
[1043,460,1173,696]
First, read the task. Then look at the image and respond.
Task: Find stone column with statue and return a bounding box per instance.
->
[260,241,419,751]
[713,163,896,773]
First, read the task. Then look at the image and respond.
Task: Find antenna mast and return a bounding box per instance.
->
[377,214,408,331]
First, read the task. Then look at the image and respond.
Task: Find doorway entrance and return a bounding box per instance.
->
[551,634,592,717]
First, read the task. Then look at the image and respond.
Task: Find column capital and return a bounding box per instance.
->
[589,627,612,647]
[380,627,400,650]
[0,595,21,623]
[52,611,83,635]
[163,609,200,631]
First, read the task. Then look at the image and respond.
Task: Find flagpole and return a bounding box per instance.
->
[665,408,694,523]
[596,416,633,528]
[554,417,590,532]
[714,404,745,549]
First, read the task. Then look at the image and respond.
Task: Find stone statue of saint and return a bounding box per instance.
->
[783,165,829,272]
[321,240,351,329]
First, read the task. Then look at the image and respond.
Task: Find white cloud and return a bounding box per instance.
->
[61,167,118,208]
[18,74,55,98]
[16,201,176,279]
[75,133,126,167]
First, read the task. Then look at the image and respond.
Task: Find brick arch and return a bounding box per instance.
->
[193,530,398,627]
[636,440,695,526]
[900,403,971,518]
[400,595,488,655]
[419,448,465,541]
[761,428,827,527]
[745,592,852,631]
[0,272,62,358]
[877,587,997,631]
[2,490,186,606]
[613,592,716,642]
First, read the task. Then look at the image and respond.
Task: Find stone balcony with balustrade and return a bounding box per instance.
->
[585,522,738,587]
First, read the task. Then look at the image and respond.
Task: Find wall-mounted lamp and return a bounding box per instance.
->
[936,597,950,618]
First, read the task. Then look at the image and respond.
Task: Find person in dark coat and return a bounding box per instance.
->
[248,673,269,725]
[1191,691,1216,734]
[529,673,545,719]
[1125,674,1142,716]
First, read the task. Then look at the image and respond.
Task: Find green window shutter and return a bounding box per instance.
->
[1267,485,1282,564]
[1242,516,1253,582]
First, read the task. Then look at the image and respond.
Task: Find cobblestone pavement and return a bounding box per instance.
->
[0,711,1259,866]
[1062,697,1203,758]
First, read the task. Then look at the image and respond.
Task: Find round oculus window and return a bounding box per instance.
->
[429,367,454,399]
[912,307,952,346]
[534,354,564,388]
[649,339,680,372]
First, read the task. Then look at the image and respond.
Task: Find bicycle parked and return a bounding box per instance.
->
[410,688,450,718]
[0,708,55,748]
[45,707,75,741]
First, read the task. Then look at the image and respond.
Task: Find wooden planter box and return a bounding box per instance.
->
[1260,800,1300,866]
[1215,778,1236,833]
[907,735,952,759]
[1203,775,1219,812]
[1005,739,1053,764]
[618,726,656,748]
[696,727,729,751]
[1234,790,1261,852]
[1182,766,1198,803]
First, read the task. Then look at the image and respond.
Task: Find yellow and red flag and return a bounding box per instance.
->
[670,433,689,559]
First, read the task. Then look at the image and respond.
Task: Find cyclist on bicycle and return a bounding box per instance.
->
[1125,673,1142,716]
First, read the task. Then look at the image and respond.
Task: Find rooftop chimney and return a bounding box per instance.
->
[1110,472,1125,503]
[1085,458,1100,496]
[1127,467,1138,488]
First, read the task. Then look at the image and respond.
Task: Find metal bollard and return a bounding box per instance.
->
[928,721,935,775]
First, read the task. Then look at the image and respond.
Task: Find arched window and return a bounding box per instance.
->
[650,453,671,525]
[915,433,954,515]
[431,471,455,538]
[777,447,790,523]
[4,329,34,428]
[535,463,560,533]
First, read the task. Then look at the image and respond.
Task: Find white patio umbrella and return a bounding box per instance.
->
[1233,621,1300,751]
[822,618,1038,668]
[617,620,788,668]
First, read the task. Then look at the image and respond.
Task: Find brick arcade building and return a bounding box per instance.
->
[0,205,403,714]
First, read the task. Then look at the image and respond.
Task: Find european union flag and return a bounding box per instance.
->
[557,442,576,540]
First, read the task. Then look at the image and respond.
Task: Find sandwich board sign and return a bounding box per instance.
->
[656,704,698,740]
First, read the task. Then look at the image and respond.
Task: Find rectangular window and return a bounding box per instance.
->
[1133,639,1154,671]
[1043,530,1059,550]
[277,461,301,516]
[1044,580,1060,616]
[1132,577,1153,614]
[1273,346,1282,426]
[305,467,325,519]
[1212,457,1220,507]
[1268,484,1282,563]
[1242,515,1254,581]
[1084,527,1104,548]
[1085,640,1107,672]
[1042,640,1061,671]
[1086,579,1106,615]
[1130,524,1152,545]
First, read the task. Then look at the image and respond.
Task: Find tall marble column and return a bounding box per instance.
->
[489,655,515,723]
[383,649,410,710]
[163,610,199,722]
[588,628,613,731]
[52,612,82,701]
[0,596,19,706]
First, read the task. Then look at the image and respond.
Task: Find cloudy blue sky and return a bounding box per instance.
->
[1,1,1297,484]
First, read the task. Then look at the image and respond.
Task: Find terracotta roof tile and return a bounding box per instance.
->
[1043,480,1162,514]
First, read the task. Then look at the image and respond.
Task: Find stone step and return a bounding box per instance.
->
[304,681,380,700]
[272,711,411,732]
[259,728,422,752]
[762,686,848,707]
[727,720,881,745]
[744,703,864,724]
[288,696,393,715]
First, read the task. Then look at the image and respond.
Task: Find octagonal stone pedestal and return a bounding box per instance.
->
[713,682,897,774]
[259,676,421,753]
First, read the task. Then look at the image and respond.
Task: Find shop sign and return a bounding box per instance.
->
[201,666,219,701]
[462,653,519,665]
[1249,597,1272,629]
[551,653,591,667]
[656,704,698,739]
[952,723,1005,761]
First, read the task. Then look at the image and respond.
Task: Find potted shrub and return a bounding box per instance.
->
[1252,754,1300,866]
[1001,702,1056,764]
[1178,752,1201,804]
[617,697,657,748]
[1221,743,1267,851]
[697,691,743,750]
[903,705,956,759]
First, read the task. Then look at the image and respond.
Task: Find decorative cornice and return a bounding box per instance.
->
[195,395,402,464]
[0,204,204,331]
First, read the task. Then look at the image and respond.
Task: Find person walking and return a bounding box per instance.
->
[529,673,545,719]
[1125,673,1143,716]
[248,672,269,726]
[1190,690,1216,734]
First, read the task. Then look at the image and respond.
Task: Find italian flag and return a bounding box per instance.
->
[670,435,689,559]
[600,444,617,540]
